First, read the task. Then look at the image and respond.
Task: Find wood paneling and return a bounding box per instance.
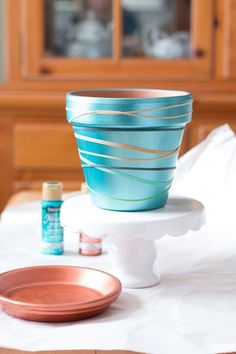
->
[191,0,214,77]
[22,0,44,76]
[227,0,236,78]
[216,0,236,78]
[0,118,13,211]
[14,123,79,169]
[11,122,84,194]
[5,0,21,81]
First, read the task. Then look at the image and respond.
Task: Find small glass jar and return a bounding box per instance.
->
[79,232,102,256]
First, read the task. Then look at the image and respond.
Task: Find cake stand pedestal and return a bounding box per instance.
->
[61,195,205,288]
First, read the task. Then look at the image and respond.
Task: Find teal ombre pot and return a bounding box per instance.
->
[66,89,192,211]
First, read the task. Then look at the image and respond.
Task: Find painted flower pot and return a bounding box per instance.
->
[66,89,192,211]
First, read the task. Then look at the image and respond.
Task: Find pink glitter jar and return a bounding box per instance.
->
[79,232,102,256]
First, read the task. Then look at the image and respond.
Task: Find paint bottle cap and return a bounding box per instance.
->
[42,181,63,201]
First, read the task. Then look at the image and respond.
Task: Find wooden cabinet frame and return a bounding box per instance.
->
[215,0,236,79]
[8,0,214,82]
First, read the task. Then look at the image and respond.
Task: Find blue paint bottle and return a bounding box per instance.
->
[41,181,64,255]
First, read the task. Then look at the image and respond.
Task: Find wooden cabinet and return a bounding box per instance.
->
[216,0,236,78]
[0,0,236,212]
[4,0,236,87]
[11,0,214,81]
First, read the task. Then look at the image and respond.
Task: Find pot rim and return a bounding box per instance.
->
[66,88,192,102]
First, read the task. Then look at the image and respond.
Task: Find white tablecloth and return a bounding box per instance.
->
[1,124,236,354]
[1,213,236,354]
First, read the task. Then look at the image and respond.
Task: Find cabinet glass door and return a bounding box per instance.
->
[44,0,113,58]
[121,0,191,59]
[21,0,213,80]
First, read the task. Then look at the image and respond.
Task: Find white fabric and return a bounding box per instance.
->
[172,124,236,222]
[0,124,236,354]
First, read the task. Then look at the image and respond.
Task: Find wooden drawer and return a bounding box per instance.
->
[14,123,79,170]
[12,122,84,191]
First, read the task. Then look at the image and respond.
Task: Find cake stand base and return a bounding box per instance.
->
[61,194,205,289]
[109,237,160,288]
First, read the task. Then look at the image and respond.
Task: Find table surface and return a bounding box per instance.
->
[1,191,235,354]
[6,190,42,207]
[2,190,141,354]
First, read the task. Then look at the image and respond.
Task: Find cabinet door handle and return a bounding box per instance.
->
[194,49,205,58]
[40,65,51,74]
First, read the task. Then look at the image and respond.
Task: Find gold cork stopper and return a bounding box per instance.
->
[42,181,63,201]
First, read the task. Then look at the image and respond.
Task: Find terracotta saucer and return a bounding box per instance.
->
[0,265,121,322]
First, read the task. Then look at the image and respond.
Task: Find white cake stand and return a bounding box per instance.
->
[60,194,205,288]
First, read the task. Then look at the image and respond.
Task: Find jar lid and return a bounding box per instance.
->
[42,181,63,201]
